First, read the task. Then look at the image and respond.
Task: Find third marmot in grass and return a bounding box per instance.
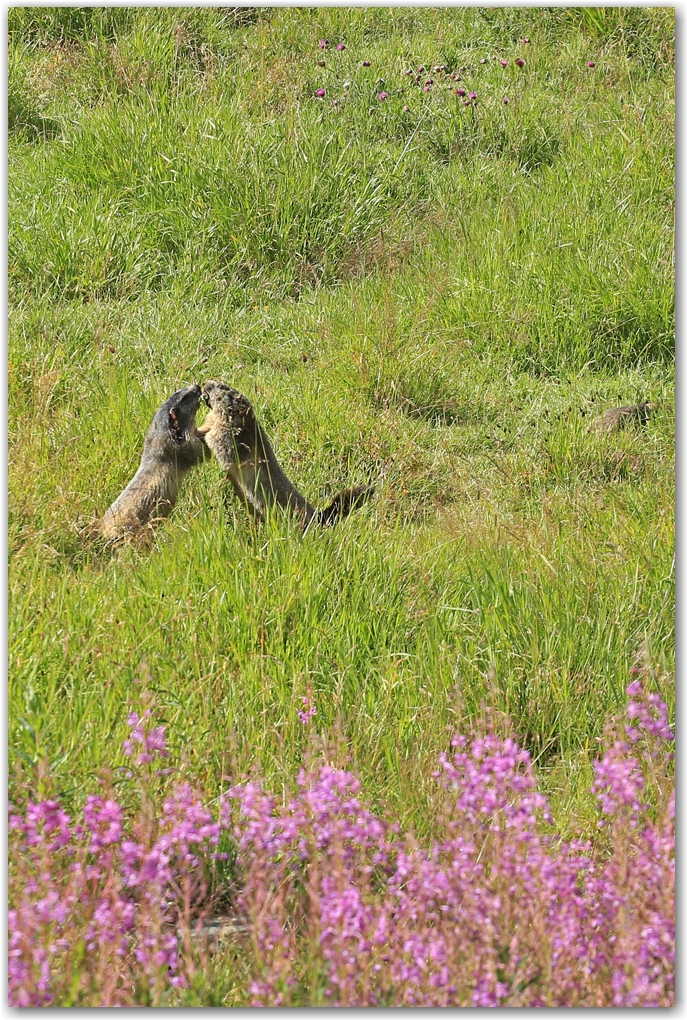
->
[198,379,374,531]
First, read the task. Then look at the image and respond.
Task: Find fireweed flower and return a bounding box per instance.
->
[16,800,72,851]
[8,683,674,1007]
[625,682,673,746]
[298,697,317,724]
[123,711,168,766]
[83,797,123,851]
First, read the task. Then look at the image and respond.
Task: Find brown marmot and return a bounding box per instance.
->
[587,403,652,434]
[198,380,374,531]
[99,384,210,543]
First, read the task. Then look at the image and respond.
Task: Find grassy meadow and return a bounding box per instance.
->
[9,4,674,846]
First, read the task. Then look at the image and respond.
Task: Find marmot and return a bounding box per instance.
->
[587,403,651,434]
[198,380,374,531]
[99,384,210,543]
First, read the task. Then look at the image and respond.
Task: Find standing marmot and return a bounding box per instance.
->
[198,380,374,531]
[99,384,210,543]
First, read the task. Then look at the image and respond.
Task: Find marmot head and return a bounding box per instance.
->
[202,380,255,434]
[151,384,203,446]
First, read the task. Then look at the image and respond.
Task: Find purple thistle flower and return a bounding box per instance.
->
[455,87,466,97]
[337,43,346,51]
[501,59,508,67]
[587,61,596,68]
[469,91,477,101]
[516,58,526,67]
[362,60,371,67]
[315,89,326,98]
[319,39,329,50]
[378,91,388,101]
[502,96,509,104]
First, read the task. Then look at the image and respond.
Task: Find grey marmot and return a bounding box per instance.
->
[99,384,209,543]
[198,380,374,531]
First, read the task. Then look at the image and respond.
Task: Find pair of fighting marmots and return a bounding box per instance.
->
[99,380,374,544]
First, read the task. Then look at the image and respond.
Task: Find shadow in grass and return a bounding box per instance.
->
[371,364,496,428]
[9,98,61,140]
[32,521,124,575]
[428,117,561,176]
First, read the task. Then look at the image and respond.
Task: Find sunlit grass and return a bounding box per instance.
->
[9,5,674,847]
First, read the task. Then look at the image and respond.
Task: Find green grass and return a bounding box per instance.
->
[9,6,674,839]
